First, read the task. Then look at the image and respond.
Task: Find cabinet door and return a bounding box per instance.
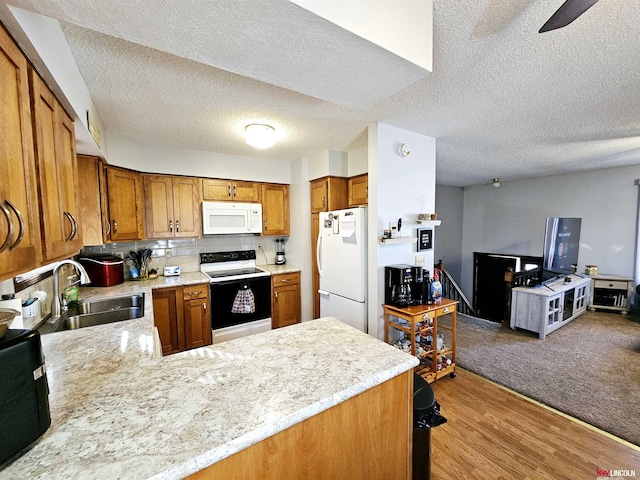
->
[77,155,105,246]
[348,174,368,207]
[30,71,81,261]
[0,25,40,281]
[272,283,301,329]
[326,177,348,210]
[232,181,261,202]
[311,214,320,318]
[272,272,301,328]
[202,178,233,201]
[262,183,290,236]
[183,286,212,350]
[173,177,201,237]
[107,167,145,241]
[144,175,174,239]
[152,287,183,355]
[310,178,327,213]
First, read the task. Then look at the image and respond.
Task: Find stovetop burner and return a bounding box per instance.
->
[200,250,270,283]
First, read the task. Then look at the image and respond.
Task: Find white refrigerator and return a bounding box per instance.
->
[317,207,367,332]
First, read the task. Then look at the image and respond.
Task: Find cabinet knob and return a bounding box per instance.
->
[443,308,449,313]
[113,220,118,233]
[227,185,231,197]
[169,220,173,232]
[275,291,278,301]
[176,220,180,233]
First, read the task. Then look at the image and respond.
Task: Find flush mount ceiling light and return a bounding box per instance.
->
[492,178,501,188]
[245,124,276,149]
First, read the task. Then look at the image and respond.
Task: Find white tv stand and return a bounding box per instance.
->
[510,275,590,339]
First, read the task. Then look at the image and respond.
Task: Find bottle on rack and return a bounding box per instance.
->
[431,271,442,301]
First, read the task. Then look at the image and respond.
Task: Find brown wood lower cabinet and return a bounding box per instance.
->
[153,283,212,355]
[271,272,301,329]
[187,371,413,480]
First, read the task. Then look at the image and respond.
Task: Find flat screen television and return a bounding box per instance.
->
[542,217,582,281]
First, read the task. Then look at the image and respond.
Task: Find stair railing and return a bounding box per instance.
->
[436,265,477,317]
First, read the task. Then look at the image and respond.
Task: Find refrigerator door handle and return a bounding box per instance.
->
[316,231,323,277]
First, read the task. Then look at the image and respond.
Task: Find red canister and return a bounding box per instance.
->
[78,254,125,287]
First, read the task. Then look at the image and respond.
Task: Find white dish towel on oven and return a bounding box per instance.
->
[231,287,255,314]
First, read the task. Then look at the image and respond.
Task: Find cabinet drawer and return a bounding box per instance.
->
[183,284,208,300]
[435,304,456,316]
[273,272,300,286]
[593,280,629,290]
[419,311,435,321]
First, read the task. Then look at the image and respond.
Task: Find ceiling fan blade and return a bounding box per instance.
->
[539,0,599,33]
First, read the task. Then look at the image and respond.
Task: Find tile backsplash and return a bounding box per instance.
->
[81,235,283,278]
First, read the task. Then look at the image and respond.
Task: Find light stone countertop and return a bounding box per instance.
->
[256,263,301,275]
[3,274,418,480]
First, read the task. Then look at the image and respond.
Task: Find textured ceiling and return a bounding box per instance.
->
[4,0,640,186]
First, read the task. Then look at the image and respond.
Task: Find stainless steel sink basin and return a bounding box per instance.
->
[39,293,145,334]
[68,294,145,316]
[59,307,144,331]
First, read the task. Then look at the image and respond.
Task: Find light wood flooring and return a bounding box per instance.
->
[429,369,640,480]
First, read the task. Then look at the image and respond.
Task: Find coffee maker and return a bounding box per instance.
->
[385,265,414,307]
[410,266,425,305]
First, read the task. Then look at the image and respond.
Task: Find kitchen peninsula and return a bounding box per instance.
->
[3,277,418,479]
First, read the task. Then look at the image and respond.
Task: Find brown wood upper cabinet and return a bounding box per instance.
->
[262,183,290,236]
[106,166,145,242]
[310,176,348,213]
[77,155,106,246]
[0,25,41,282]
[203,179,261,202]
[348,173,368,207]
[153,283,211,355]
[30,69,82,262]
[272,272,301,329]
[144,175,201,239]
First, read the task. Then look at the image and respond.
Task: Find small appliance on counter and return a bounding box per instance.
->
[78,254,124,287]
[385,265,415,307]
[275,238,287,265]
[0,329,51,466]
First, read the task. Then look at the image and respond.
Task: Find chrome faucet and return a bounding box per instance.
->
[51,260,91,320]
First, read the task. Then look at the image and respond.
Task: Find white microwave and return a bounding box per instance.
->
[202,202,263,235]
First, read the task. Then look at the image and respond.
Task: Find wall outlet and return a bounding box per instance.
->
[415,255,425,266]
[165,249,172,258]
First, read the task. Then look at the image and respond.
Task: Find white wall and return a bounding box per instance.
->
[307,149,348,181]
[107,132,291,184]
[459,165,640,298]
[435,185,464,283]
[369,123,436,339]
[289,157,313,321]
[347,145,368,176]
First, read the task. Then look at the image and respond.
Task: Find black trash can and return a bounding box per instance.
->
[413,374,447,480]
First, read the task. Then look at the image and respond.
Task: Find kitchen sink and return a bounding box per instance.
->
[68,294,145,316]
[58,307,144,331]
[39,293,145,334]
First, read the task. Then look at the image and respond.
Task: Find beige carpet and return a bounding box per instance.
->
[445,310,640,446]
